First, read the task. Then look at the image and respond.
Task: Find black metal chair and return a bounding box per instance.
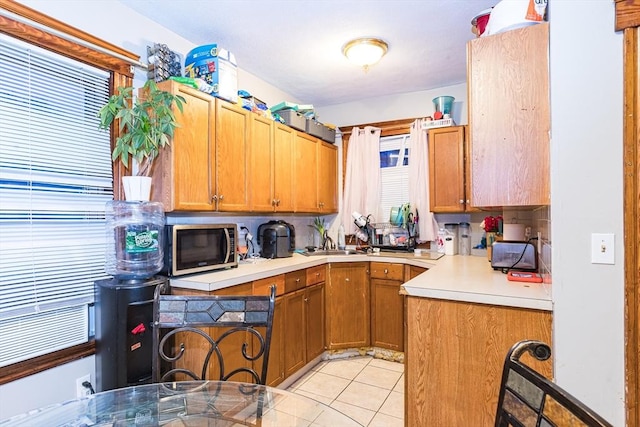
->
[151,284,276,385]
[495,340,613,427]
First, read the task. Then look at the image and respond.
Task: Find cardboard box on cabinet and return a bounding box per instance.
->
[185,44,238,103]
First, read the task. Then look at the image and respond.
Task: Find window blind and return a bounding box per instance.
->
[0,34,113,366]
[379,134,410,222]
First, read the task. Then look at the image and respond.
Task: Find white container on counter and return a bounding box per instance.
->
[445,235,457,255]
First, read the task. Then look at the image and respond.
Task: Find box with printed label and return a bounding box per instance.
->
[185,44,238,103]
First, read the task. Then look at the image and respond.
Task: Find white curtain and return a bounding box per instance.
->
[408,119,439,242]
[342,126,381,233]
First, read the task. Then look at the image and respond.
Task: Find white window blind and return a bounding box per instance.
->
[0,34,113,366]
[379,134,410,222]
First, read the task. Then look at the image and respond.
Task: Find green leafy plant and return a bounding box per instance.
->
[98,79,186,176]
[308,217,326,237]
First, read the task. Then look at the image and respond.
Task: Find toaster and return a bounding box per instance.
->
[257,220,295,259]
[491,241,538,272]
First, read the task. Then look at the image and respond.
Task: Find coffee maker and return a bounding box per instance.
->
[257,220,295,258]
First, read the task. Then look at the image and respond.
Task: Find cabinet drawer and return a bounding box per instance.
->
[285,270,306,293]
[370,262,404,281]
[253,274,285,296]
[306,265,326,286]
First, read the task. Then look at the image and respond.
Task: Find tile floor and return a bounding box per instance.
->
[286,356,404,426]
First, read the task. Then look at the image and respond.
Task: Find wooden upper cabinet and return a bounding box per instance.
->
[215,100,250,211]
[249,114,275,211]
[429,126,465,212]
[293,131,319,213]
[467,23,550,207]
[318,141,338,213]
[273,123,294,212]
[151,80,215,211]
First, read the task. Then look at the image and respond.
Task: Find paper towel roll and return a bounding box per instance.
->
[503,223,526,241]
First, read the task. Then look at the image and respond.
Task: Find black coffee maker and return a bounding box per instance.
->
[257,220,295,258]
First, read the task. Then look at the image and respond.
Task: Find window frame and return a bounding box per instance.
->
[0,0,137,384]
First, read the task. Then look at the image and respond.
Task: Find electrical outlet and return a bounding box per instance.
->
[76,374,91,398]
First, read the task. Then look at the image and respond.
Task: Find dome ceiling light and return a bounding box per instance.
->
[342,37,388,72]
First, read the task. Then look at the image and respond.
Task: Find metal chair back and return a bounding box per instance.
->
[152,284,276,385]
[495,340,613,427]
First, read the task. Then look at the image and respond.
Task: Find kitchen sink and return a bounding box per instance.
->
[302,249,359,256]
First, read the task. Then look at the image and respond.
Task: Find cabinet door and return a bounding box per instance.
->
[284,289,306,377]
[428,126,466,213]
[370,278,404,351]
[152,81,215,211]
[305,282,325,361]
[265,297,284,386]
[292,132,319,213]
[326,262,370,349]
[249,114,275,212]
[317,142,338,213]
[468,23,550,207]
[215,100,250,211]
[273,123,294,212]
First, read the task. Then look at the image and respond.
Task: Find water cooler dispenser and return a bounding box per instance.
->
[96,200,167,391]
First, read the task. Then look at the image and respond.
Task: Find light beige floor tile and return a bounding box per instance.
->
[318,358,368,380]
[367,412,404,427]
[288,368,318,391]
[291,388,334,406]
[311,404,364,427]
[297,371,351,400]
[368,358,404,373]
[330,400,375,426]
[353,365,402,390]
[335,381,391,412]
[260,409,313,426]
[393,373,404,393]
[379,391,404,419]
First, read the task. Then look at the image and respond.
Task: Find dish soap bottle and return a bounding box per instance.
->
[337,224,346,250]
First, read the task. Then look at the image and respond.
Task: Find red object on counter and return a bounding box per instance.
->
[507,271,543,283]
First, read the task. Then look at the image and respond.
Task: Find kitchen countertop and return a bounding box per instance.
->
[169,253,552,311]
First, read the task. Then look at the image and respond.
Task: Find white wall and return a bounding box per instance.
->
[0,356,95,419]
[549,2,624,424]
[317,82,468,127]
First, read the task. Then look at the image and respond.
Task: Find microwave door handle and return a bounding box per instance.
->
[223,227,231,263]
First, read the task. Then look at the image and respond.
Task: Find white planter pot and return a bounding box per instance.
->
[122,176,152,201]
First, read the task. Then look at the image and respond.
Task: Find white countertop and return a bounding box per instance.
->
[170,253,552,311]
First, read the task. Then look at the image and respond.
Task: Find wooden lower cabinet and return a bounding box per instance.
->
[326,262,370,349]
[284,288,307,377]
[305,282,325,361]
[371,278,404,351]
[265,297,284,387]
[404,297,553,427]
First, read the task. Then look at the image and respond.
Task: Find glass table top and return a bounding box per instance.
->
[1,381,362,426]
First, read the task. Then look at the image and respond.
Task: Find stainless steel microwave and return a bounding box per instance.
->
[163,224,238,277]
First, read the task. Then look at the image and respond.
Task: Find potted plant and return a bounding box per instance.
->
[98,79,185,200]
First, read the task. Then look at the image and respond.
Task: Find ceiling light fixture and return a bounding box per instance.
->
[342,37,388,71]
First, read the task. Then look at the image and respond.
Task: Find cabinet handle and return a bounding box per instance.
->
[459,199,464,204]
[276,199,281,206]
[296,278,300,282]
[316,272,320,277]
[219,194,224,201]
[211,195,218,202]
[272,199,276,206]
[304,298,308,302]
[345,278,350,282]
[466,199,470,204]
[384,269,388,274]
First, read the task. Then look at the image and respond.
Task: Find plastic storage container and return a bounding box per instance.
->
[305,119,324,139]
[277,110,306,131]
[444,223,458,255]
[459,222,471,256]
[105,201,165,280]
[433,96,455,115]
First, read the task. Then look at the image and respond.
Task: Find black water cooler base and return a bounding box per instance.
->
[94,276,168,392]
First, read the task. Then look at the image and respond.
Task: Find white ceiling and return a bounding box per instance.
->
[118,0,496,107]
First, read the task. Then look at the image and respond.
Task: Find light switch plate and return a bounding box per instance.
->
[591,233,615,265]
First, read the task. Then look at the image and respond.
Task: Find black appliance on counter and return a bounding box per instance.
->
[257,220,295,258]
[94,276,167,392]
